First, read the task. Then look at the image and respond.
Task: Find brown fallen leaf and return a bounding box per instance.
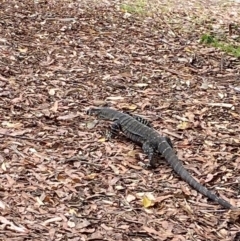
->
[205,173,214,182]
[155,195,173,203]
[50,101,58,112]
[36,196,44,206]
[86,120,98,129]
[57,113,80,120]
[42,217,63,226]
[126,194,136,203]
[67,220,75,228]
[75,219,91,229]
[0,200,7,210]
[142,225,173,239]
[11,94,23,104]
[1,121,23,129]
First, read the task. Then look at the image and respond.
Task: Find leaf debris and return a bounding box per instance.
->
[0,0,239,240]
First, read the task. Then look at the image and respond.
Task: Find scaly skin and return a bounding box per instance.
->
[87,107,234,209]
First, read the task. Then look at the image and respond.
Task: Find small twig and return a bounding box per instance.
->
[172,115,189,122]
[154,66,190,77]
[162,130,183,140]
[122,218,143,225]
[220,54,224,72]
[215,182,239,187]
[0,133,46,143]
[207,103,233,108]
[63,156,102,168]
[199,209,230,213]
[45,17,76,22]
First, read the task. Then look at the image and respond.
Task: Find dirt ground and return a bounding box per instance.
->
[0,0,240,240]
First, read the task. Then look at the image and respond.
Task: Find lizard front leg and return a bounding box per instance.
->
[106,121,121,140]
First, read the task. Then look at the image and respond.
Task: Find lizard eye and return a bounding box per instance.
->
[86,109,92,115]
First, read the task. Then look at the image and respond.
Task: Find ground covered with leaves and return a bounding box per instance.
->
[0,0,240,240]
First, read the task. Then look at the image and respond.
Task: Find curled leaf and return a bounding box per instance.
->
[177,121,189,130]
[142,193,155,208]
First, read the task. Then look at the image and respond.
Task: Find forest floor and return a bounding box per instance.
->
[0,0,240,240]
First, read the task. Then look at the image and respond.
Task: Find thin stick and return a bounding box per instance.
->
[0,133,46,143]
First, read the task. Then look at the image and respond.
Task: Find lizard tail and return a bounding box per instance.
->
[158,141,233,209]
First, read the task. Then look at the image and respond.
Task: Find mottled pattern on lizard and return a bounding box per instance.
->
[87,107,235,209]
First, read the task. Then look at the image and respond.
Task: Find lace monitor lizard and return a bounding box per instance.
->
[87,107,235,209]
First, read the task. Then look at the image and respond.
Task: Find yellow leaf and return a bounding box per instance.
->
[142,195,154,208]
[69,209,77,215]
[18,47,28,53]
[98,137,106,142]
[86,173,97,180]
[127,150,137,157]
[184,47,193,53]
[177,121,189,130]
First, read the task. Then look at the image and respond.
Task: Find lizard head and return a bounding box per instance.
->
[86,107,111,119]
[86,107,121,121]
[86,108,100,116]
